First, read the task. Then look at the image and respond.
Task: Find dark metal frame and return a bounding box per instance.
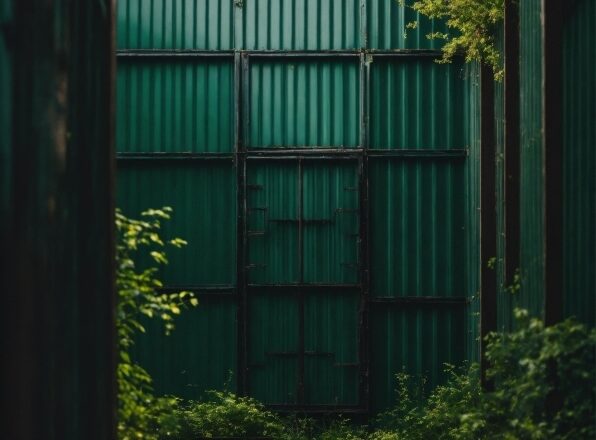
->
[116,48,470,413]
[479,65,497,389]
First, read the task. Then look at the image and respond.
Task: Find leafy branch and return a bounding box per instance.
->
[399,0,505,80]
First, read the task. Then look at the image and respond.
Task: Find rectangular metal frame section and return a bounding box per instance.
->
[115,48,470,414]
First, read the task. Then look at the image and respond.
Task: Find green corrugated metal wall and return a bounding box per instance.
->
[116,0,481,411]
[494,0,595,328]
[518,0,544,317]
[562,0,595,327]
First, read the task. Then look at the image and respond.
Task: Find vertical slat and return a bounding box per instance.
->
[542,0,563,326]
[480,65,497,388]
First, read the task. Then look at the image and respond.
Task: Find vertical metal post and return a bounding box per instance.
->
[358,52,371,411]
[480,64,497,389]
[237,52,249,395]
[504,0,521,286]
[542,0,563,326]
[297,158,306,404]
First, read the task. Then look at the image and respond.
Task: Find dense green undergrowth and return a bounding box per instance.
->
[117,208,595,440]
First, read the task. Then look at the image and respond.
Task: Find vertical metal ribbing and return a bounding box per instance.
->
[237,51,249,395]
[297,158,305,404]
[358,52,371,411]
[360,0,368,50]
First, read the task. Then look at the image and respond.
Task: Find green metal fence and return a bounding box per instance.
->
[116,0,481,413]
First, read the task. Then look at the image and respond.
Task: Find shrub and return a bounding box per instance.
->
[116,207,198,440]
[374,310,596,440]
[167,390,286,439]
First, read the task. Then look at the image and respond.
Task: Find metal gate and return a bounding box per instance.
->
[116,0,479,413]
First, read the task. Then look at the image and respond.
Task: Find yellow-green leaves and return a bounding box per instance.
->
[398,0,505,80]
[116,207,199,439]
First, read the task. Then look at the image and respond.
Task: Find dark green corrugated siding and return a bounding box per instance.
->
[247,161,359,284]
[117,162,237,286]
[117,59,234,153]
[247,162,299,284]
[519,0,544,317]
[134,297,237,399]
[117,0,234,49]
[248,292,359,405]
[248,293,300,404]
[115,0,481,411]
[370,59,465,149]
[563,0,595,327]
[249,60,360,148]
[370,306,466,412]
[370,160,465,297]
[0,1,11,221]
[366,0,447,50]
[237,0,361,50]
[303,293,359,405]
[303,163,359,283]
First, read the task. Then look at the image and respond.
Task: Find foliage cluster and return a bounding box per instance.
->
[399,0,505,80]
[148,311,594,440]
[116,207,198,440]
[375,311,595,439]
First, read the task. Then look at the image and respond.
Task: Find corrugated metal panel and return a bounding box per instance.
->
[237,0,361,50]
[370,306,466,412]
[304,293,359,405]
[369,160,466,298]
[519,0,544,317]
[134,296,237,399]
[248,293,299,404]
[247,162,299,284]
[370,59,465,149]
[247,161,359,284]
[303,162,359,284]
[116,0,233,49]
[116,59,234,153]
[117,162,237,286]
[0,1,11,221]
[248,60,360,148]
[248,292,359,405]
[563,0,595,327]
[366,0,447,50]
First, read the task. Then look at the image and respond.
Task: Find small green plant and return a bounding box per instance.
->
[398,0,505,80]
[116,207,198,440]
[169,390,285,439]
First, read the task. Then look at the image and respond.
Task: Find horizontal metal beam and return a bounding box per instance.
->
[158,286,236,296]
[371,296,468,305]
[247,284,361,292]
[367,149,468,159]
[116,152,234,161]
[116,49,446,60]
[117,50,234,58]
